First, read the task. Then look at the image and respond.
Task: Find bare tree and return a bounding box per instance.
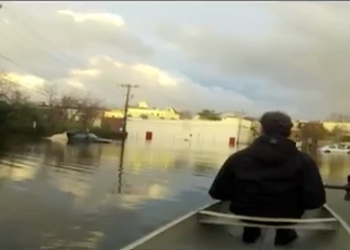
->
[299,122,328,154]
[77,94,103,130]
[327,112,350,122]
[42,83,58,106]
[178,110,193,119]
[54,92,103,130]
[8,89,29,105]
[58,94,81,122]
[0,72,18,102]
[330,125,349,142]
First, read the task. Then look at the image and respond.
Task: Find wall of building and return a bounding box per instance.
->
[126,118,253,149]
[104,102,180,120]
[322,121,350,132]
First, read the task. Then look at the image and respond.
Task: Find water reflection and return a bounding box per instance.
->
[318,154,350,182]
[0,141,348,249]
[0,141,224,249]
[118,141,125,194]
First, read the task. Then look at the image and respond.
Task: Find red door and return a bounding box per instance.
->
[145,131,153,141]
[229,137,236,147]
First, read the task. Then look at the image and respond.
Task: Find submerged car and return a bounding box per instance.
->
[319,144,350,154]
[66,131,112,144]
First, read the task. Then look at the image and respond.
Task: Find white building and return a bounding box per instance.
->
[126,117,254,149]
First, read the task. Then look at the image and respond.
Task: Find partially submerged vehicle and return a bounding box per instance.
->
[319,144,350,154]
[121,178,350,250]
[66,131,112,144]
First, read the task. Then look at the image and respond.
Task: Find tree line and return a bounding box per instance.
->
[0,73,104,138]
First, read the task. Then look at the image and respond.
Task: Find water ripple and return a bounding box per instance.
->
[0,142,348,249]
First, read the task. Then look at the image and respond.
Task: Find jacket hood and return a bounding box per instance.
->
[249,135,298,166]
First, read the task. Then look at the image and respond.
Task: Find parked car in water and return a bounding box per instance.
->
[319,144,350,154]
[66,131,113,144]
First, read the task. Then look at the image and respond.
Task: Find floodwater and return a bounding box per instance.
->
[0,140,349,250]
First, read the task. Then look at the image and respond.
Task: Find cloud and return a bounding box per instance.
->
[155,2,350,118]
[5,54,259,114]
[0,2,261,114]
[62,56,259,112]
[0,2,154,80]
[56,10,125,27]
[3,2,332,116]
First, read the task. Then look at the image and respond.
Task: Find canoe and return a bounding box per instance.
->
[120,201,350,250]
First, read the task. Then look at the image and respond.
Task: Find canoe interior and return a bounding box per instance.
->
[121,202,350,250]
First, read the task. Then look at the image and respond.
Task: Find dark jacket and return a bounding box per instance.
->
[209,135,326,218]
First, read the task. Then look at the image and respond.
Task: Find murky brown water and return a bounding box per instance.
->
[0,141,348,250]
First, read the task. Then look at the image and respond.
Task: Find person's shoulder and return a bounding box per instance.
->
[299,151,315,161]
[297,151,317,167]
[227,148,250,161]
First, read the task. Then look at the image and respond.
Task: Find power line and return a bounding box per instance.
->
[3,5,85,68]
[0,5,176,113]
[0,4,78,99]
[0,7,73,70]
[0,5,188,111]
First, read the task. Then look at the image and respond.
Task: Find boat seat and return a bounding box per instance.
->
[198,211,339,231]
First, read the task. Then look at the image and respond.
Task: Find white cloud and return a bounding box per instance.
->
[6,54,259,113]
[0,2,283,115]
[0,3,154,78]
[4,73,45,89]
[155,2,350,118]
[63,56,258,112]
[56,10,125,27]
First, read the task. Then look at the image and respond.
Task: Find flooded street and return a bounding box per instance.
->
[0,141,349,250]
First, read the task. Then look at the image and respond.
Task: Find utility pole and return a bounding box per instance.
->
[121,84,139,133]
[236,109,245,147]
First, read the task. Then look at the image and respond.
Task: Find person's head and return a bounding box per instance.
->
[259,111,293,137]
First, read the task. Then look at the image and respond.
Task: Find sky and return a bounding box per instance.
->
[0,2,349,119]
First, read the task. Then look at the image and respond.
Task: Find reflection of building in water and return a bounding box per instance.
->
[0,157,40,181]
[127,150,175,171]
[44,144,103,168]
[319,154,350,180]
[102,142,228,181]
[0,140,225,213]
[0,143,172,212]
[42,145,99,199]
[101,143,177,171]
[46,142,170,209]
[116,141,169,204]
[105,143,229,172]
[117,183,169,208]
[50,166,94,197]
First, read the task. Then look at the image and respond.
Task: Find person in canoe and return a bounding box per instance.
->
[209,111,326,246]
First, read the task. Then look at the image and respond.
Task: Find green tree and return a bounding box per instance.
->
[300,122,328,140]
[330,125,349,143]
[299,122,328,154]
[197,109,221,120]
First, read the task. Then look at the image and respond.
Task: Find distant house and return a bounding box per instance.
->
[219,112,239,121]
[104,101,180,120]
[192,111,255,121]
[322,121,350,132]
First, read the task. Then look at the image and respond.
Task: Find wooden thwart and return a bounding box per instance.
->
[198,211,339,231]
